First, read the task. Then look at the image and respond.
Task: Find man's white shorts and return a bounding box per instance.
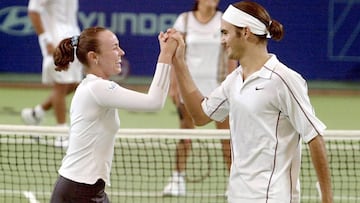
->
[41,55,83,85]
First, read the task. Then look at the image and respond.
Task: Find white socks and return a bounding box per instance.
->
[172,171,185,179]
[34,105,45,118]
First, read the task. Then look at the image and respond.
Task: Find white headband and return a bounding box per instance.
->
[222,5,271,38]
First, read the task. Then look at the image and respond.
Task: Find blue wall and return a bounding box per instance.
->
[0,0,359,80]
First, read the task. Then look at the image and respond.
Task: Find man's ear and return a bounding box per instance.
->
[244,27,251,37]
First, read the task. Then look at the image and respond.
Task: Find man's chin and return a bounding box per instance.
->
[116,67,122,74]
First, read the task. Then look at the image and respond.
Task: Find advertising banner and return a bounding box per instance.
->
[0,0,359,80]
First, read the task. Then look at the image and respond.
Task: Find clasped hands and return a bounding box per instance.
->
[158,28,185,63]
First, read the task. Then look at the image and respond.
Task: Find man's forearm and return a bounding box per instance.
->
[172,59,211,126]
[28,11,45,35]
[309,135,333,203]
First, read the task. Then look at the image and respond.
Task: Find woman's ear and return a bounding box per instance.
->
[87,51,98,65]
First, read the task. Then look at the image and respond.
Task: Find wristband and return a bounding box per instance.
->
[38,32,53,56]
[38,32,52,46]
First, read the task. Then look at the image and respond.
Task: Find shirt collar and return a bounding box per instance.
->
[257,54,279,79]
[236,54,279,80]
[85,73,102,80]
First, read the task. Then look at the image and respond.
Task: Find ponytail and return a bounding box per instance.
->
[268,19,284,41]
[53,37,75,71]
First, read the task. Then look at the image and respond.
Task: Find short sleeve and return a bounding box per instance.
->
[276,68,326,143]
[173,12,187,33]
[201,84,229,122]
[28,0,47,13]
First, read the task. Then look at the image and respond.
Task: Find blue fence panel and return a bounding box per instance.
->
[0,0,359,80]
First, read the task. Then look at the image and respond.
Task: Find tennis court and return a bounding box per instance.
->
[1,79,360,203]
[1,81,360,129]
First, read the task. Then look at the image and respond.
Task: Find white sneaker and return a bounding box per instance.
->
[54,136,69,148]
[162,172,186,196]
[21,108,43,125]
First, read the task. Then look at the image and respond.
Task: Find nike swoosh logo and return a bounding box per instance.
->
[255,87,264,90]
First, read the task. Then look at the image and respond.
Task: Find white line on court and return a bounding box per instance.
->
[0,189,358,202]
[23,191,40,203]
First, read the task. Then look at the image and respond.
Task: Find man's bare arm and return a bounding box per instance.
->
[308,135,333,203]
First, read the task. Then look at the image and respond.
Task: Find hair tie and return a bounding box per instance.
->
[71,35,79,47]
[269,20,272,27]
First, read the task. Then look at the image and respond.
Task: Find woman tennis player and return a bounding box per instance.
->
[49,27,177,203]
[169,1,333,203]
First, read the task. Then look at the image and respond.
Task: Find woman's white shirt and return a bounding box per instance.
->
[58,63,171,185]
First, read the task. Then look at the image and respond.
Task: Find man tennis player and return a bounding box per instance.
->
[22,0,82,147]
[169,1,333,203]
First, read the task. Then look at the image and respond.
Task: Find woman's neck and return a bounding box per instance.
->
[194,6,217,24]
[87,67,109,80]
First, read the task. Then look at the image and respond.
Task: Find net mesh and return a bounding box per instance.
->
[0,125,359,203]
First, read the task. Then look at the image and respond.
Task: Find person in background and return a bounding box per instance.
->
[50,26,176,203]
[22,0,82,147]
[163,0,237,196]
[168,1,333,202]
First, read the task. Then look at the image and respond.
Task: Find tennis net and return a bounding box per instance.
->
[0,125,359,203]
